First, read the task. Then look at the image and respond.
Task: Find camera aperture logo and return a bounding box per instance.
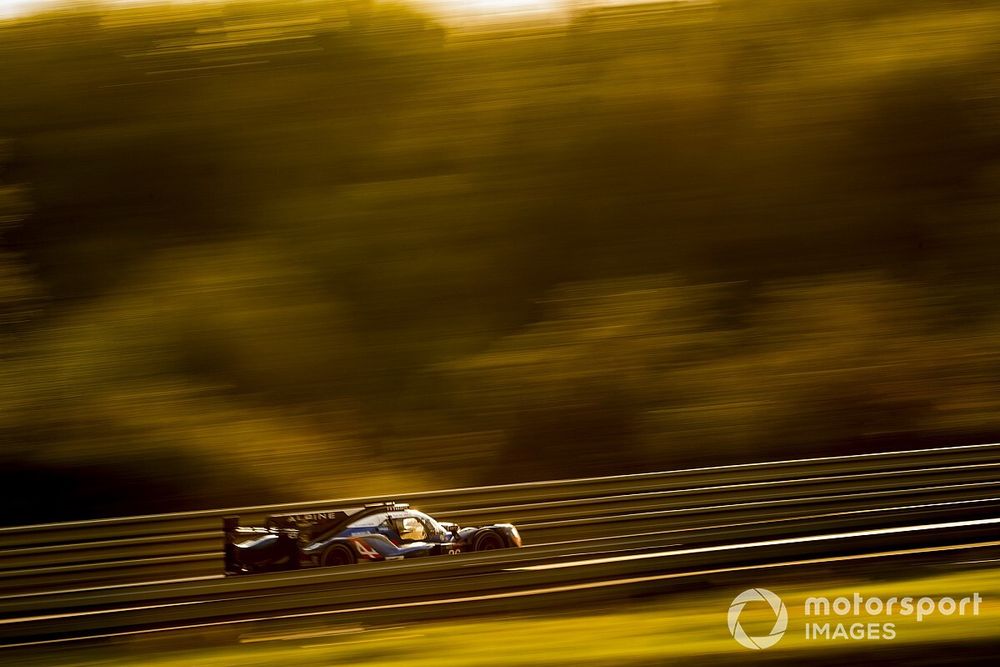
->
[728,588,788,650]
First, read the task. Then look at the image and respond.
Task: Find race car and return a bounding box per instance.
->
[223,502,522,575]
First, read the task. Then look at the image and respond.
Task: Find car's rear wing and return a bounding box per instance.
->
[265,509,353,530]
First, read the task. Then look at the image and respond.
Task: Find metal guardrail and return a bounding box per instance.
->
[0,443,998,595]
[2,517,998,648]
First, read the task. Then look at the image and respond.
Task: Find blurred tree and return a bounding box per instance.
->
[1,0,1000,519]
[0,142,39,353]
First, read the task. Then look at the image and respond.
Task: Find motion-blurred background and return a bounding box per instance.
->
[1,0,999,524]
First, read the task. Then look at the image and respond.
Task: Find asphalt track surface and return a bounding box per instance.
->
[1,443,999,651]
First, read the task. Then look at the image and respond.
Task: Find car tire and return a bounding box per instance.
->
[321,543,357,567]
[472,530,505,552]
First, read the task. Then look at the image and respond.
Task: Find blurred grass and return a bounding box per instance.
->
[43,565,1000,666]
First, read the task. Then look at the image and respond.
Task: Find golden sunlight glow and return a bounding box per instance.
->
[1,0,575,21]
[419,0,566,20]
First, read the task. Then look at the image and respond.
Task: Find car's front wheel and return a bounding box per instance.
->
[321,543,357,567]
[472,530,505,552]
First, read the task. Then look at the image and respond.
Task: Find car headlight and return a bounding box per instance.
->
[510,525,522,547]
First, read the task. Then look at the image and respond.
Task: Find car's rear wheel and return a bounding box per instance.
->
[472,530,505,552]
[321,544,357,567]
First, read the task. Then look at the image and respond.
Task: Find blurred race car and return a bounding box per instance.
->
[224,501,522,574]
